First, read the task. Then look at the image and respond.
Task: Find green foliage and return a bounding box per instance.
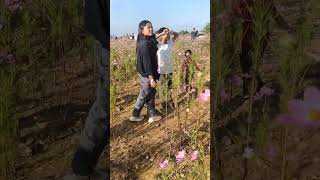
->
[0,66,17,177]
[202,22,210,34]
[179,30,189,35]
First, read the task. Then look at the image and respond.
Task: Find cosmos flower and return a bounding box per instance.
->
[159,159,169,169]
[175,149,186,163]
[275,86,320,128]
[190,150,199,161]
[254,86,274,100]
[196,89,210,104]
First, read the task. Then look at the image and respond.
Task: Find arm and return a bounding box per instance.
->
[156,31,166,39]
[140,45,155,81]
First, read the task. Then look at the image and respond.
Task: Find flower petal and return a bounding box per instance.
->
[190,150,199,161]
[304,86,320,109]
[288,99,309,119]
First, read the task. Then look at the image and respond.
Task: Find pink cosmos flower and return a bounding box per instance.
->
[175,149,186,163]
[112,60,119,66]
[254,86,274,100]
[159,159,169,169]
[190,150,199,161]
[196,89,210,104]
[275,86,320,128]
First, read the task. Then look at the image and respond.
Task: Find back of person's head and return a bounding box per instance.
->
[157,27,167,34]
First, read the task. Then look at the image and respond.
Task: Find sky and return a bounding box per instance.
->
[110,0,210,36]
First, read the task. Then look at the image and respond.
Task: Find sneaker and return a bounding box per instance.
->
[148,115,162,123]
[129,116,144,122]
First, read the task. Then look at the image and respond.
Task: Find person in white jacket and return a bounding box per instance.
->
[155,27,179,111]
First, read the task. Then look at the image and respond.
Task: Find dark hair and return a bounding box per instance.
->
[157,27,167,34]
[185,49,192,56]
[136,20,157,50]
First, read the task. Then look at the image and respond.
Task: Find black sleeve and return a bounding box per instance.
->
[140,44,153,76]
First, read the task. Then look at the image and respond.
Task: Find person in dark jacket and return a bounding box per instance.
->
[64,0,108,180]
[129,20,162,123]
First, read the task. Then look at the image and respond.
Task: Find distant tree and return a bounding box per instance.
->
[179,30,189,35]
[202,22,210,34]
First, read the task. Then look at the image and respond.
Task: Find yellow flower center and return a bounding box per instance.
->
[308,110,320,121]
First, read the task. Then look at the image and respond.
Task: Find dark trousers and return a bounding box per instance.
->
[71,40,109,176]
[132,76,157,117]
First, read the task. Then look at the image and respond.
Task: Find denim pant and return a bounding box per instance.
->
[132,76,157,117]
[71,40,109,176]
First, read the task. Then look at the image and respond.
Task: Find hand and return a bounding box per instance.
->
[163,29,169,35]
[150,79,156,88]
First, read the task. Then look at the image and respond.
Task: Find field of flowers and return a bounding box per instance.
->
[1,0,99,179]
[211,0,320,179]
[110,34,210,179]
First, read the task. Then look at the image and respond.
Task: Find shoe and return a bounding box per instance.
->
[148,115,162,123]
[129,116,144,122]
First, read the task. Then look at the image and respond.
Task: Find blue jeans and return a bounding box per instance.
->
[71,40,109,176]
[132,76,157,117]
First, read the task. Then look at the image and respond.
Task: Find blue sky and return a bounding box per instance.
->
[110,0,210,36]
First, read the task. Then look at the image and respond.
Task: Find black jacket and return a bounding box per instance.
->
[84,0,108,49]
[136,36,159,80]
